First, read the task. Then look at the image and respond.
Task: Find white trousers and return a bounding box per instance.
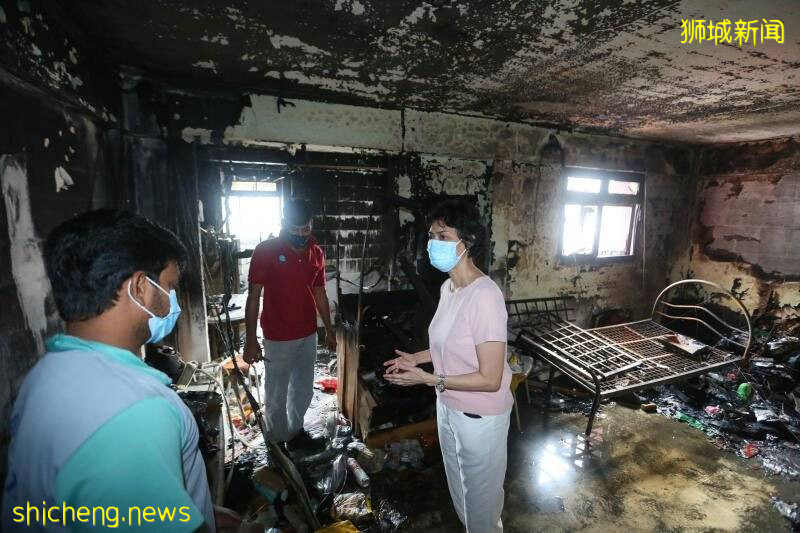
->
[262,333,317,442]
[437,399,510,533]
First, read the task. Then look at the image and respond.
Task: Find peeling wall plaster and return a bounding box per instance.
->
[203,95,529,159]
[394,154,493,238]
[53,164,73,192]
[675,137,800,322]
[0,0,117,122]
[491,145,691,322]
[211,94,697,170]
[701,176,800,276]
[1,156,55,354]
[193,93,693,323]
[192,60,218,72]
[182,127,213,144]
[0,11,120,484]
[222,95,402,151]
[411,155,491,206]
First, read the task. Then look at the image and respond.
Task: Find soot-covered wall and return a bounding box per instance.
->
[492,136,695,324]
[172,93,694,326]
[671,137,800,326]
[0,0,119,491]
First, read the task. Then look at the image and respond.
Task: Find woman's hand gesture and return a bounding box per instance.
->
[383,360,434,387]
[383,349,418,374]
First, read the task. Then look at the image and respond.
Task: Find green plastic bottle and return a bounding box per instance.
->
[737,382,753,400]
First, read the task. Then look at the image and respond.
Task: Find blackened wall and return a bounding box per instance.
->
[166,93,697,327]
[0,0,119,494]
[670,137,800,326]
[193,145,395,322]
[291,166,390,287]
[119,87,211,362]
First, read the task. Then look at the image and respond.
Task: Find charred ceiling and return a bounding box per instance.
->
[62,0,800,144]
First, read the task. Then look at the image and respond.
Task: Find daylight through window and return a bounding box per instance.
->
[561,170,643,261]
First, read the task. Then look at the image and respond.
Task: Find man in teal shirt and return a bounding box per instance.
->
[2,210,215,532]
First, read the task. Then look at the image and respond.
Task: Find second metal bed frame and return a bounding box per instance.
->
[509,280,753,436]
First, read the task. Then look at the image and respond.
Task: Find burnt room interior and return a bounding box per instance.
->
[2,0,800,531]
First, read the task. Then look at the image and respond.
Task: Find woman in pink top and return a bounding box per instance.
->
[385,198,512,533]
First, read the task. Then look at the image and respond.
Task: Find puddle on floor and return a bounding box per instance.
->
[504,403,798,532]
[368,401,800,531]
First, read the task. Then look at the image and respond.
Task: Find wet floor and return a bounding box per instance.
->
[373,398,800,532]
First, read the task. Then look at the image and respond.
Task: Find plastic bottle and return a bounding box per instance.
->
[737,382,753,400]
[347,457,370,488]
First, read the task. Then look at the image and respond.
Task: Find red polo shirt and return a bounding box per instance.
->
[248,235,326,341]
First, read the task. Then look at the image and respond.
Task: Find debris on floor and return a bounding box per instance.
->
[181,319,800,532]
[772,497,800,529]
[526,328,800,530]
[333,493,372,522]
[640,402,657,413]
[177,389,222,461]
[215,347,422,531]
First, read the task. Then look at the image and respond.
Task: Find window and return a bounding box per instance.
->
[230,181,277,193]
[560,169,643,262]
[222,179,283,291]
[222,180,282,251]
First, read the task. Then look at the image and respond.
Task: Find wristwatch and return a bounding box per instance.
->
[435,374,446,393]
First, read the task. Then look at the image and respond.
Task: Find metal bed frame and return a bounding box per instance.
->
[509,280,753,436]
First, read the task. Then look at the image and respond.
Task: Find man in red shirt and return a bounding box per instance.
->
[243,199,336,448]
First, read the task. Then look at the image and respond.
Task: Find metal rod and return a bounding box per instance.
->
[660,301,748,335]
[586,387,602,437]
[590,318,653,331]
[654,311,748,348]
[650,278,752,358]
[641,171,647,291]
[519,333,594,380]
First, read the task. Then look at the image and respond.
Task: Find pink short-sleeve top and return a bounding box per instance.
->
[428,276,513,415]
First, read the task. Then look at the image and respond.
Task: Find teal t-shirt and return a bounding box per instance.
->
[2,335,214,532]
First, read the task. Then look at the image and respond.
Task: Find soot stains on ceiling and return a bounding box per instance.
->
[0,0,117,121]
[63,0,800,144]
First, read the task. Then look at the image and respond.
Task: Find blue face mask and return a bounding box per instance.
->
[127,277,182,343]
[427,239,467,273]
[284,232,309,248]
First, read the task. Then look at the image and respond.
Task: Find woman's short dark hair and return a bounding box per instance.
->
[44,209,188,322]
[428,198,485,257]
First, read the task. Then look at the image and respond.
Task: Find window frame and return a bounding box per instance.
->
[558,167,644,265]
[226,179,282,197]
[221,178,284,243]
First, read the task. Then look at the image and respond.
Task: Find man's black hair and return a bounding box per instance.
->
[283,198,313,227]
[44,209,188,322]
[428,198,485,257]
